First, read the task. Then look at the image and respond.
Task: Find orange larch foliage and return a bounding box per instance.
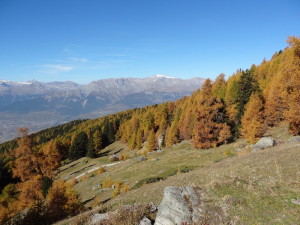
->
[12,128,43,182]
[146,129,156,152]
[18,175,44,208]
[241,93,265,143]
[39,140,62,178]
[192,79,231,149]
[286,36,300,135]
[46,180,81,221]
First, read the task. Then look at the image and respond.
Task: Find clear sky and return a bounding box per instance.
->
[0,0,299,83]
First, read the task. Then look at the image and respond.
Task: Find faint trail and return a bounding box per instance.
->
[75,161,122,180]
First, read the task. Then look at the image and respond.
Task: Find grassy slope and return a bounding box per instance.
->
[57,124,300,225]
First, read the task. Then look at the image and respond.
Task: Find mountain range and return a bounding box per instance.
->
[0,75,204,143]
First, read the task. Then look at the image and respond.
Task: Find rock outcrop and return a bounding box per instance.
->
[154,186,204,225]
[253,137,275,150]
[91,213,109,224]
[139,216,152,225]
[137,156,147,162]
[289,136,300,143]
[155,186,225,225]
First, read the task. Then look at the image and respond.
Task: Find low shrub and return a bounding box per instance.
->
[102,178,113,188]
[133,166,196,189]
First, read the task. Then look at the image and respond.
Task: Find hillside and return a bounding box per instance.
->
[54,124,300,225]
[0,36,299,224]
[0,75,204,143]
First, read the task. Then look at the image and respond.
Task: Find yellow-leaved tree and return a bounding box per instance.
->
[46,180,81,222]
[241,93,265,143]
[192,79,232,149]
[286,36,300,135]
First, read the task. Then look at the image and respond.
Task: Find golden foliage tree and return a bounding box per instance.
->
[192,79,231,149]
[93,130,103,154]
[18,175,44,208]
[285,36,300,135]
[12,128,43,182]
[39,140,62,178]
[264,81,288,126]
[218,124,232,144]
[212,73,227,100]
[146,129,156,152]
[46,180,81,221]
[241,93,265,143]
[165,123,180,147]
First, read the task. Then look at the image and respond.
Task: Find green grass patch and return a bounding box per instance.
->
[133,166,196,189]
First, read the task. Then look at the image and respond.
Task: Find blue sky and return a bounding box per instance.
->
[0,0,299,83]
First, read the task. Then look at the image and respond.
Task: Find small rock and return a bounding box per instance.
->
[109,154,120,162]
[151,158,158,162]
[137,156,147,162]
[148,202,157,212]
[92,184,101,190]
[253,137,275,150]
[291,199,300,205]
[156,150,164,153]
[91,213,109,224]
[139,216,152,225]
[289,136,300,143]
[223,195,239,206]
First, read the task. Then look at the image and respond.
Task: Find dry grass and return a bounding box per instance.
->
[56,124,300,225]
[96,204,155,225]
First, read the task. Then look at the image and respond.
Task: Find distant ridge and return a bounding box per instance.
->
[0,75,205,143]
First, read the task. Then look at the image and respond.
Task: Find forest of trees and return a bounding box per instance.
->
[0,36,299,224]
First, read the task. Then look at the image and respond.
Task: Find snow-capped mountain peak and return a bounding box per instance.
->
[152,74,175,79]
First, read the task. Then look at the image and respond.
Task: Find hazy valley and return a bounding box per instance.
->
[0,75,204,143]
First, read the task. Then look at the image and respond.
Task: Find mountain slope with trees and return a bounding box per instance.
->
[0,36,299,224]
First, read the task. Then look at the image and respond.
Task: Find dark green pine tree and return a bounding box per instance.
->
[102,121,115,144]
[235,69,259,123]
[86,136,96,158]
[68,131,88,160]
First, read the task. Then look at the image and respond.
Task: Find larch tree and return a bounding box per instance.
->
[135,129,144,150]
[39,140,62,178]
[224,75,240,121]
[192,79,231,149]
[264,81,287,126]
[241,93,265,143]
[218,124,232,144]
[12,128,43,182]
[212,73,227,100]
[93,130,103,154]
[46,180,81,222]
[286,36,300,135]
[235,69,259,123]
[165,123,180,147]
[146,129,156,152]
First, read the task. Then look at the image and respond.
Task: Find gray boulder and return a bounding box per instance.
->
[289,136,300,143]
[140,216,152,225]
[148,202,157,212]
[137,156,147,162]
[154,186,204,225]
[253,137,275,150]
[291,198,300,205]
[109,154,120,162]
[92,184,101,190]
[91,213,109,224]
